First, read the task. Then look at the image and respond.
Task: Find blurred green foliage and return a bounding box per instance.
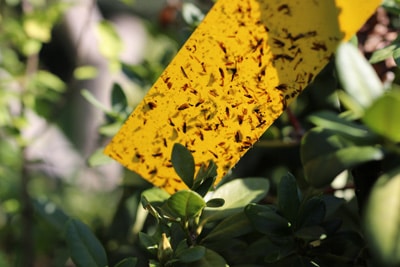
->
[1,0,400,267]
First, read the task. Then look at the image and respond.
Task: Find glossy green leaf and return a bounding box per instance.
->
[364,169,400,266]
[301,128,384,187]
[65,219,108,267]
[277,173,300,224]
[245,204,291,236]
[172,143,195,188]
[201,178,269,222]
[336,42,383,110]
[166,190,205,219]
[363,91,400,142]
[114,258,138,267]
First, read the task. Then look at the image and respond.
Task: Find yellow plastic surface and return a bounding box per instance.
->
[105,0,381,194]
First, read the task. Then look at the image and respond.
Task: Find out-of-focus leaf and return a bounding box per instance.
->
[363,91,400,142]
[307,110,377,142]
[88,148,114,166]
[65,219,108,267]
[336,43,383,110]
[369,44,399,63]
[74,66,98,80]
[364,168,400,266]
[301,128,384,187]
[96,20,123,60]
[114,257,138,267]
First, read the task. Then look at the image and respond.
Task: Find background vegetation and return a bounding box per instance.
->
[0,0,400,266]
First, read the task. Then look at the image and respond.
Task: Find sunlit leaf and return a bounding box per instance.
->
[166,190,206,219]
[201,178,269,222]
[363,91,400,142]
[336,43,384,110]
[365,169,400,266]
[74,66,98,80]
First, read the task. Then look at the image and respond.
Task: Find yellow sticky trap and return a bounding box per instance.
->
[105,0,380,194]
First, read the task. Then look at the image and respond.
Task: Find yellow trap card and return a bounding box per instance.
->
[105,0,381,194]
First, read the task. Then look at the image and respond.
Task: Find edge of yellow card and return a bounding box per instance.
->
[105,0,381,194]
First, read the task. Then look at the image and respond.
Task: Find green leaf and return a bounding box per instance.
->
[245,204,291,236]
[141,187,171,205]
[111,83,128,113]
[138,232,158,255]
[392,46,400,66]
[191,249,228,267]
[166,190,206,219]
[301,128,384,187]
[369,44,398,63]
[364,169,400,266]
[81,89,113,115]
[201,178,269,222]
[193,161,217,196]
[88,148,114,166]
[202,212,252,242]
[96,20,123,60]
[363,91,400,142]
[294,226,326,241]
[114,258,138,267]
[33,199,70,232]
[277,173,300,224]
[33,70,66,93]
[171,143,195,188]
[74,65,98,80]
[297,197,325,228]
[336,42,383,110]
[178,246,206,263]
[307,110,377,142]
[65,219,108,267]
[205,198,224,208]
